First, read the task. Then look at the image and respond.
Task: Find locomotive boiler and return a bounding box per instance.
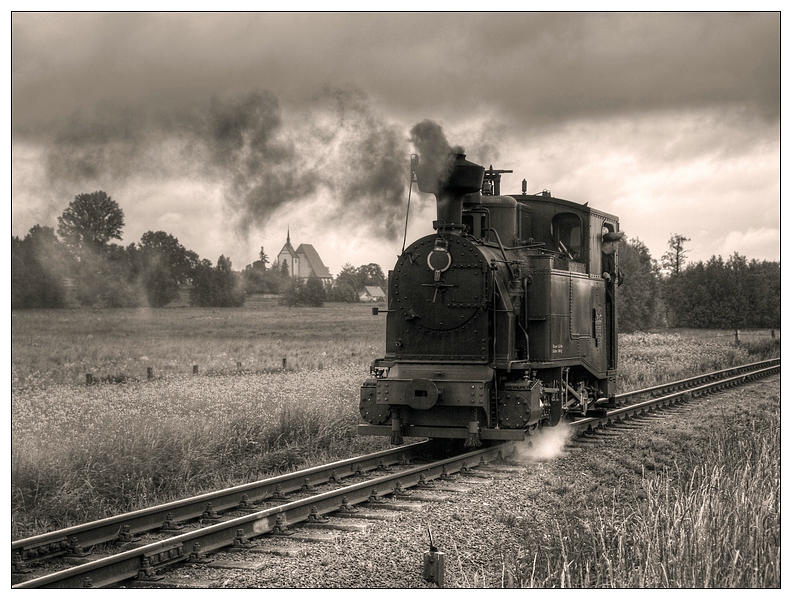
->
[359,152,621,446]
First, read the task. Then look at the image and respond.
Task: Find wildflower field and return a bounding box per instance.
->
[11,302,780,542]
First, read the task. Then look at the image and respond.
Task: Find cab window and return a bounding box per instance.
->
[552,213,583,260]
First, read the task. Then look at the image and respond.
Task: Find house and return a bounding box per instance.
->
[275,229,333,285]
[359,286,386,302]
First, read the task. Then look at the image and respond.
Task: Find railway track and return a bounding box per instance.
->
[12,358,780,589]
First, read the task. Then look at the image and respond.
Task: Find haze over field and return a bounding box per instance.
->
[11,12,780,276]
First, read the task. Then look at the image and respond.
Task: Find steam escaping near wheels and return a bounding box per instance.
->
[512,422,573,463]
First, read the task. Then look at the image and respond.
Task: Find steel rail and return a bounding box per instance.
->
[614,358,780,402]
[573,362,780,433]
[12,440,438,570]
[13,443,515,589]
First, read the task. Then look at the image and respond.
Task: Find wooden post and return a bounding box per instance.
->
[147,367,153,380]
[282,358,287,370]
[193,365,199,375]
[423,528,445,587]
[237,361,242,371]
[86,373,93,385]
[734,329,741,344]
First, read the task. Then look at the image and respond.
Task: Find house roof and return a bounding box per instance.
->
[295,244,332,278]
[362,286,385,297]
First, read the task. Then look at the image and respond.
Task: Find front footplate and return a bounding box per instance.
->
[357,424,525,441]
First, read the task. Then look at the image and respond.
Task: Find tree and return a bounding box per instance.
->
[357,263,386,288]
[11,226,66,308]
[138,231,197,307]
[242,258,285,294]
[335,263,360,296]
[54,191,138,307]
[280,277,305,307]
[57,191,124,253]
[333,263,386,302]
[70,242,141,308]
[327,281,358,302]
[242,262,268,294]
[214,255,245,306]
[303,275,326,307]
[661,233,690,275]
[618,238,661,332]
[188,259,215,307]
[189,256,245,307]
[661,252,780,328]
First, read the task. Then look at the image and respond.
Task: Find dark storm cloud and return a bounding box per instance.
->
[12,12,780,137]
[11,12,780,267]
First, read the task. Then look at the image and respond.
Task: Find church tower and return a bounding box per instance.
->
[276,226,299,277]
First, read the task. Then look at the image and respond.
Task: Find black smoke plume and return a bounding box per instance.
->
[42,88,416,240]
[204,91,318,236]
[408,119,464,192]
[309,87,411,240]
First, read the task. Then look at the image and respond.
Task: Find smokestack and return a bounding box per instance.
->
[416,153,485,233]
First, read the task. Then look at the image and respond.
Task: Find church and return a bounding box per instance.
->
[275,229,333,285]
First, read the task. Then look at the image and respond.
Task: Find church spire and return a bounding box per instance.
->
[287,225,290,246]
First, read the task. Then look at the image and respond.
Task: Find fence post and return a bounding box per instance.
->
[282,357,287,370]
[237,361,242,371]
[86,373,93,385]
[147,367,153,380]
[734,329,741,344]
[193,365,199,375]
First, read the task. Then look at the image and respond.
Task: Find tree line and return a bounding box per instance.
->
[12,191,245,308]
[12,191,388,309]
[618,234,780,332]
[13,192,779,327]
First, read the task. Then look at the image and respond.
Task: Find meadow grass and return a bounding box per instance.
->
[10,304,780,543]
[617,330,779,391]
[11,299,385,387]
[515,391,780,588]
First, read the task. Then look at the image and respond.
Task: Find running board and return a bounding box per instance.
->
[357,424,525,441]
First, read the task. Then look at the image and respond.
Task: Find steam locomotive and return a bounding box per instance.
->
[359,152,621,446]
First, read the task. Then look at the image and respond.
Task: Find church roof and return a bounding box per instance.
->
[295,244,332,278]
[278,242,298,258]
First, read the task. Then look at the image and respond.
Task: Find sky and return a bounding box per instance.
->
[10,12,781,277]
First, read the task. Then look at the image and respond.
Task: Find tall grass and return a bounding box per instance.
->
[617,332,779,392]
[11,367,391,538]
[516,393,780,588]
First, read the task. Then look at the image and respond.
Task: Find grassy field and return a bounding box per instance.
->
[11,303,781,554]
[11,298,386,387]
[514,383,780,588]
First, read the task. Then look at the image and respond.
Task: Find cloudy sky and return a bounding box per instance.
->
[11,12,781,277]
